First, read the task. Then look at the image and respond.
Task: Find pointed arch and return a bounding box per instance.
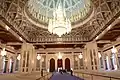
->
[104,54,109,70]
[65,58,70,71]
[9,57,14,73]
[50,58,55,72]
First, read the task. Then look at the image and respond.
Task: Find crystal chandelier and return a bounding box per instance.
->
[1,48,6,56]
[58,52,62,59]
[37,54,41,60]
[111,46,117,53]
[78,53,83,59]
[48,4,71,37]
[17,54,21,60]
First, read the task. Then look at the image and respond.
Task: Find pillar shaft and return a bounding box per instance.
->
[20,43,36,73]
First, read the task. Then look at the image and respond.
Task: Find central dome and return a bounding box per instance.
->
[25,0,92,29]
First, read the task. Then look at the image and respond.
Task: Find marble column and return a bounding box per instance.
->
[0,44,7,73]
[84,41,99,71]
[71,52,74,70]
[20,43,36,73]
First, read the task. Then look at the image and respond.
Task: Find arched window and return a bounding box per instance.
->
[110,53,115,70]
[74,55,78,70]
[98,52,103,68]
[90,50,93,70]
[104,54,109,70]
[110,47,118,70]
[9,57,14,73]
[15,54,20,71]
[36,58,40,71]
[79,57,83,69]
[90,50,93,65]
[3,56,8,73]
[42,55,46,70]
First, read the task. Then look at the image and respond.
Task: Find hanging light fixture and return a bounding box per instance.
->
[17,54,21,60]
[48,3,71,37]
[78,53,83,59]
[37,54,41,60]
[58,52,62,59]
[111,46,117,53]
[1,48,6,56]
[98,52,101,58]
[5,25,10,31]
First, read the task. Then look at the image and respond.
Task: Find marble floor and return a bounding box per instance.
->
[0,71,120,80]
[74,70,120,80]
[0,72,41,80]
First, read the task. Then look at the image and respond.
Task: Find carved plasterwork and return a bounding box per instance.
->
[0,0,120,43]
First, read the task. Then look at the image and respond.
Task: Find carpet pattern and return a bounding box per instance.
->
[50,72,84,80]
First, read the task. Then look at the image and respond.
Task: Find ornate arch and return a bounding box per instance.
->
[65,58,70,71]
[50,58,55,72]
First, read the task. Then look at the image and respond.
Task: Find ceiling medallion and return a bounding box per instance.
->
[48,3,71,37]
[26,0,92,29]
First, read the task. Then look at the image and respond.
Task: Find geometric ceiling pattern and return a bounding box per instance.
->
[0,0,120,43]
[27,0,91,23]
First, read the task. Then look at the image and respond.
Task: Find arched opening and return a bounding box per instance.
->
[50,58,55,72]
[99,54,104,68]
[57,59,63,71]
[104,55,109,70]
[9,57,14,73]
[36,59,40,71]
[3,56,8,73]
[110,53,115,70]
[65,58,70,71]
[15,54,20,71]
[105,59,108,70]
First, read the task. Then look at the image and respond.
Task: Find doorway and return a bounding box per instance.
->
[50,58,55,72]
[9,57,14,73]
[65,58,70,71]
[57,59,63,71]
[3,56,8,73]
[105,59,108,70]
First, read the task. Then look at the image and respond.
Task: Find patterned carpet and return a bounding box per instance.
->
[50,72,84,80]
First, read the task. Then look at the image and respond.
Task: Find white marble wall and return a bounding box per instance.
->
[44,53,74,70]
[20,43,36,73]
[101,43,120,71]
[2,41,120,74]
[0,47,16,73]
[84,41,99,71]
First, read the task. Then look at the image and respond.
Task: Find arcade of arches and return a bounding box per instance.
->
[0,42,120,80]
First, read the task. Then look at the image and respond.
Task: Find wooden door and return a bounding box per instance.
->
[65,58,70,71]
[50,58,55,72]
[57,59,63,68]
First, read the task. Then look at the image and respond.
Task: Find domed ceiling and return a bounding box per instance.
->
[26,0,92,28]
[0,0,120,43]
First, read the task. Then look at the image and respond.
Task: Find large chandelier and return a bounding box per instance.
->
[48,4,71,37]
